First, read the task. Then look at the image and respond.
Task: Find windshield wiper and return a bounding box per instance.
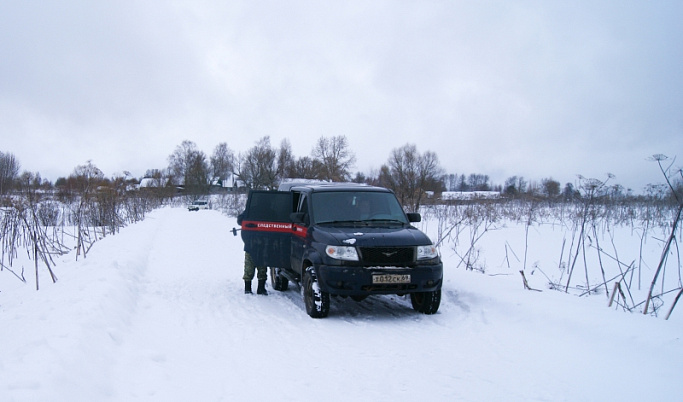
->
[316,220,364,225]
[317,219,407,226]
[362,219,406,225]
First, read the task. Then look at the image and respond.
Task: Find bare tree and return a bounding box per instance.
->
[236,136,278,190]
[386,144,418,208]
[293,156,318,179]
[0,151,21,195]
[186,153,210,195]
[467,174,490,191]
[562,182,578,201]
[71,161,105,193]
[276,139,297,180]
[441,173,457,191]
[210,142,235,186]
[168,140,209,195]
[542,177,561,198]
[504,176,519,196]
[384,144,442,211]
[377,164,394,189]
[311,135,356,182]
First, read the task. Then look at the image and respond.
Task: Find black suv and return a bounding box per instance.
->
[238,182,443,318]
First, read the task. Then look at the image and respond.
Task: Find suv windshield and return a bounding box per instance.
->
[311,191,408,225]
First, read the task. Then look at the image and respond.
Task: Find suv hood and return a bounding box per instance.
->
[313,225,432,247]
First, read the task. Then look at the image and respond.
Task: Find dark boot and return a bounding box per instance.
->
[257,279,268,295]
[244,280,252,294]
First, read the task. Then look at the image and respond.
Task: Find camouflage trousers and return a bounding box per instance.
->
[243,252,268,281]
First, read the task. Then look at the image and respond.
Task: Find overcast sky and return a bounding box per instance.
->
[2,1,681,192]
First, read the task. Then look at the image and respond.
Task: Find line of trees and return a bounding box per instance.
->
[156,136,677,209]
[3,140,681,213]
[157,136,658,208]
[159,136,443,210]
[443,173,584,200]
[231,135,360,189]
[0,137,443,213]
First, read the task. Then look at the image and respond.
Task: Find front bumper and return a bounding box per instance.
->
[315,263,443,296]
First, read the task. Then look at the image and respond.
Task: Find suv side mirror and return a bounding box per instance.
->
[290,212,307,224]
[406,213,421,223]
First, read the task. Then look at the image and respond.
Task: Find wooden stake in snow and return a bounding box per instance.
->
[608,282,626,308]
[665,288,683,320]
[520,270,541,292]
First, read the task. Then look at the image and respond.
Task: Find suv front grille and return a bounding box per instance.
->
[358,247,415,266]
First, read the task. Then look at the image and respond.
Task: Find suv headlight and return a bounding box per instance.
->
[417,244,438,260]
[325,245,359,261]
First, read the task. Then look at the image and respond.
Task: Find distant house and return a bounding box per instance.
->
[214,173,245,190]
[139,177,168,189]
[440,191,501,201]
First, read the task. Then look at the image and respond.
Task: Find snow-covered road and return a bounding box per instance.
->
[1,207,681,401]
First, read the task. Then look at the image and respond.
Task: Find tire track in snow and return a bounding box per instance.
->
[105,207,453,400]
[107,207,264,399]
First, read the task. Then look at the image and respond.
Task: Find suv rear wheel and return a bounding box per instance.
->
[410,289,441,314]
[303,267,329,318]
[270,267,289,291]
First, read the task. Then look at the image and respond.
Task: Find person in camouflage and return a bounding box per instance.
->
[243,251,268,295]
[237,209,268,295]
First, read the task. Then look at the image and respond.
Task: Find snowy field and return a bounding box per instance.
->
[1,206,681,401]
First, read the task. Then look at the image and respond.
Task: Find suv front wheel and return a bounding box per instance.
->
[410,289,441,314]
[303,267,330,318]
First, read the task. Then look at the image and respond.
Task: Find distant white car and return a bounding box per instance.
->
[188,200,209,211]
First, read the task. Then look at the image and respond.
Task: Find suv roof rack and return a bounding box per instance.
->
[278,179,369,192]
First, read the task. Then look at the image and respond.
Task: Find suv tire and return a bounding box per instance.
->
[410,289,441,315]
[303,267,329,318]
[270,268,289,291]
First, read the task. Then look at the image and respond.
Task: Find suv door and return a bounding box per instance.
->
[240,191,293,268]
[289,191,309,274]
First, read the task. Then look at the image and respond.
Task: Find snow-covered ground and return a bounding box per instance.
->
[1,207,681,401]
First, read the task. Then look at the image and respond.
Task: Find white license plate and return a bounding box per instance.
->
[372,274,411,284]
